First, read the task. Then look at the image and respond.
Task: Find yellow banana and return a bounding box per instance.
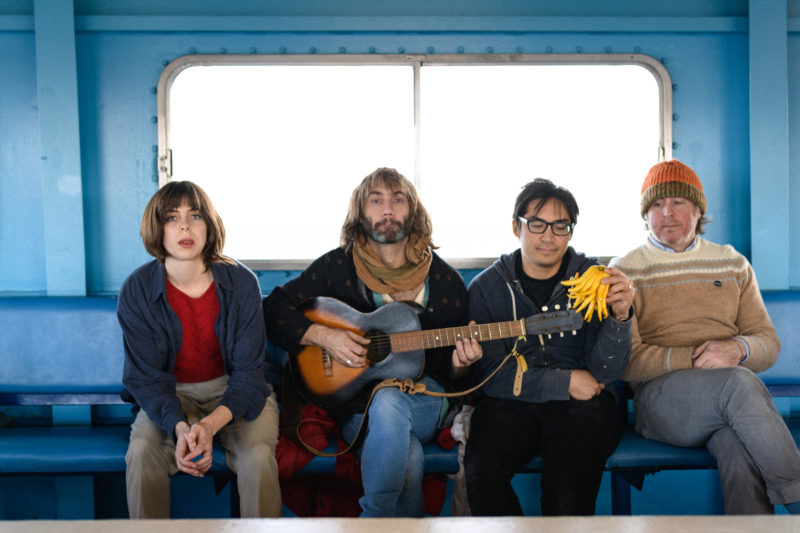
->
[560,265,610,322]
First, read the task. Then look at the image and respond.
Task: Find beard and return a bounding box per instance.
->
[363,217,409,244]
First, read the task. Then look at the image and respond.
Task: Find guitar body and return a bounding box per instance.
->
[292,297,425,408]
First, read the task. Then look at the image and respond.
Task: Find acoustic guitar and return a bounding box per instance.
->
[290,296,584,407]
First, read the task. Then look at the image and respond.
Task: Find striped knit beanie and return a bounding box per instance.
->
[640,159,706,217]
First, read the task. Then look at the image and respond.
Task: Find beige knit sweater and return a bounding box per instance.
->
[610,237,780,383]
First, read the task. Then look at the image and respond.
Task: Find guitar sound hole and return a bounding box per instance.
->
[364,329,390,362]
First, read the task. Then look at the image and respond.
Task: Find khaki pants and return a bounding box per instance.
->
[125,375,281,518]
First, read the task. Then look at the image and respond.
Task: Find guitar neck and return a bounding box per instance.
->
[389,320,526,353]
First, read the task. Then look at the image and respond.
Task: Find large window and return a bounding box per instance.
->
[159,54,670,267]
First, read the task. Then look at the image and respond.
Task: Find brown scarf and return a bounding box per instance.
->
[352,234,433,295]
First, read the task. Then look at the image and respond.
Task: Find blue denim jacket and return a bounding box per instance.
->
[118,259,278,438]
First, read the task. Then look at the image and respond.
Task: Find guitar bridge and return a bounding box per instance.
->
[321,348,334,377]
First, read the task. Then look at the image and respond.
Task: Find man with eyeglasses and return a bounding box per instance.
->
[462,178,635,515]
[610,160,800,514]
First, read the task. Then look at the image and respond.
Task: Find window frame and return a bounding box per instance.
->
[157,53,672,270]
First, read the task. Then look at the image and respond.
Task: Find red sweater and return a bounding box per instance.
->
[167,280,225,383]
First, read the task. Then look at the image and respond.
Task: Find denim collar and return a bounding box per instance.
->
[145,260,233,302]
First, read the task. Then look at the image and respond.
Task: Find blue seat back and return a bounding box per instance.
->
[760,291,800,384]
[0,297,124,394]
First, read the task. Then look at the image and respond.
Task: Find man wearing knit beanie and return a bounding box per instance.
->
[639,159,707,252]
[611,159,800,514]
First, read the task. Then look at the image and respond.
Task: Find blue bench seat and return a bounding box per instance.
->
[3,291,800,517]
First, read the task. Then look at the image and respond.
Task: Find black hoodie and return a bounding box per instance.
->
[467,247,632,403]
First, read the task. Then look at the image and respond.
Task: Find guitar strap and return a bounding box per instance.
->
[296,342,525,457]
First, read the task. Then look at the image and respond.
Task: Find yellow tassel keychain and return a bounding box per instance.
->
[508,330,527,396]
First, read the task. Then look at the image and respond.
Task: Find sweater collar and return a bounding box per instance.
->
[648,233,697,253]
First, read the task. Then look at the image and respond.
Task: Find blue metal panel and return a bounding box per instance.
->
[55,477,94,519]
[750,0,790,289]
[71,0,750,18]
[72,15,750,33]
[791,34,800,289]
[77,31,752,293]
[34,0,86,295]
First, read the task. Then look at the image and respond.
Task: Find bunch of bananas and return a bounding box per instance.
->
[561,265,610,322]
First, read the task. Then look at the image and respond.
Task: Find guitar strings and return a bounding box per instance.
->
[359,324,504,348]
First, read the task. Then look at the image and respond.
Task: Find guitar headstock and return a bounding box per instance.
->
[524,308,583,337]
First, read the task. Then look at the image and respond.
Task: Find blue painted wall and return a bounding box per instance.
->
[4,31,754,292]
[0,0,798,519]
[2,0,795,295]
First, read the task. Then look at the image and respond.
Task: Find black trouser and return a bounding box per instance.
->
[463,391,620,516]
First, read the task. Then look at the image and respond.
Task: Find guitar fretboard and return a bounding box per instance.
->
[389,320,525,353]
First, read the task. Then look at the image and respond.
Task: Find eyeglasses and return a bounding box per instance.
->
[518,216,574,236]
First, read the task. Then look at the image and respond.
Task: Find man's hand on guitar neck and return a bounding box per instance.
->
[452,320,483,378]
[301,323,370,367]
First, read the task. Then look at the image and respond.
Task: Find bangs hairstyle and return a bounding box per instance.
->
[140,181,232,266]
[514,178,579,227]
[340,167,435,253]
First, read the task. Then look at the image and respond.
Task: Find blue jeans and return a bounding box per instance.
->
[342,375,443,517]
[635,367,800,514]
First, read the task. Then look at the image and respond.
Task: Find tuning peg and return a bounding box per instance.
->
[559,332,564,337]
[542,305,549,311]
[554,304,561,310]
[572,330,577,335]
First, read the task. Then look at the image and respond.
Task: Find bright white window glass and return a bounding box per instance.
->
[167,61,658,262]
[420,65,656,259]
[169,65,414,260]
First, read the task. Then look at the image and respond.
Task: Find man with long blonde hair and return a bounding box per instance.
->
[264,167,481,517]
